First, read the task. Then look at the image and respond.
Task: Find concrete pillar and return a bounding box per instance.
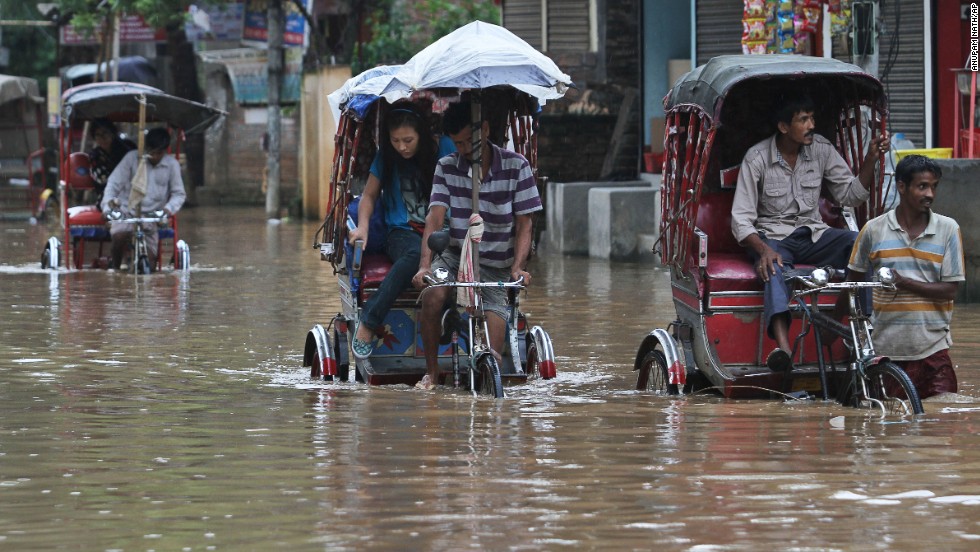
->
[545,180,650,255]
[588,181,661,260]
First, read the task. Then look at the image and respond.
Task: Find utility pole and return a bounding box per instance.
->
[265,0,283,220]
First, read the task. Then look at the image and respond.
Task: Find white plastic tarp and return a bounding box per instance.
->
[327,21,572,129]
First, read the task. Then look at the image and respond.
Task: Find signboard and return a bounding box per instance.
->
[198,47,303,105]
[60,14,166,45]
[242,0,309,47]
[185,2,246,42]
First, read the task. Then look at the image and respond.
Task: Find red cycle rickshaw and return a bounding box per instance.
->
[40,82,224,272]
[634,55,921,414]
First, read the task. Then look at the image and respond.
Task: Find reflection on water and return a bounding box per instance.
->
[1,207,979,550]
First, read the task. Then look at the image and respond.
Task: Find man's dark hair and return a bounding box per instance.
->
[443,101,476,135]
[145,127,171,152]
[775,95,816,126]
[895,154,942,186]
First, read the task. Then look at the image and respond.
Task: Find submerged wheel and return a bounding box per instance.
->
[526,327,557,379]
[636,349,680,395]
[475,354,504,398]
[310,349,324,379]
[333,327,350,382]
[41,244,54,269]
[137,255,151,275]
[862,361,924,416]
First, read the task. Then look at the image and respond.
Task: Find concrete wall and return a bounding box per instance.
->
[198,69,301,208]
[930,159,980,303]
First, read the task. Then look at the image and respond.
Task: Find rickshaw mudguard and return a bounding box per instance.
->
[633,328,684,383]
[528,325,556,379]
[304,324,338,377]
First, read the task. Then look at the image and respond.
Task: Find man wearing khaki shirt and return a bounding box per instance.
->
[730,94,889,372]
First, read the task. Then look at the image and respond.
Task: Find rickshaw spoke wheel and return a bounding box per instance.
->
[310,350,323,379]
[863,361,924,416]
[636,349,678,395]
[137,255,152,275]
[476,354,504,398]
[526,343,540,380]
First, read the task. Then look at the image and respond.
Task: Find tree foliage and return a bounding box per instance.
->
[353,0,500,74]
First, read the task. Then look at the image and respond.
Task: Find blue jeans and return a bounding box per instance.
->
[749,227,857,338]
[360,228,421,330]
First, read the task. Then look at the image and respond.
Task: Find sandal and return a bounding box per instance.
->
[415,374,435,390]
[351,323,373,360]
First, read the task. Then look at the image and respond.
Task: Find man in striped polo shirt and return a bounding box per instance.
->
[412,100,543,389]
[845,155,964,398]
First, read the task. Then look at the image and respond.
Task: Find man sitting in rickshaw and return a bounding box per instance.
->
[412,100,541,390]
[730,94,890,372]
[100,127,186,271]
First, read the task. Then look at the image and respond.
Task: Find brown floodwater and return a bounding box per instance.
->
[1,206,979,550]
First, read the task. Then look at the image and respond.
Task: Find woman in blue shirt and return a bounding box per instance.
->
[349,101,455,359]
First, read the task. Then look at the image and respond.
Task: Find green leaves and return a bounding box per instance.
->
[352,0,500,74]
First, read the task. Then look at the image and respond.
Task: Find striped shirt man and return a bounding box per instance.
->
[430,142,542,269]
[848,209,965,360]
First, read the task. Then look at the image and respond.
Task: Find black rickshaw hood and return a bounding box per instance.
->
[665,54,885,123]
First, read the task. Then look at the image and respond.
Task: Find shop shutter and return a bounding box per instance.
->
[548,0,591,52]
[502,0,544,50]
[695,0,744,65]
[876,1,926,147]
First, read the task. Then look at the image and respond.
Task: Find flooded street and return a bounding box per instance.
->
[2,206,980,550]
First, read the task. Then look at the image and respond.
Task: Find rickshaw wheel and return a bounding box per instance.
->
[839,361,924,416]
[636,349,679,395]
[476,354,504,398]
[332,328,351,382]
[137,255,152,275]
[41,244,55,269]
[310,349,324,379]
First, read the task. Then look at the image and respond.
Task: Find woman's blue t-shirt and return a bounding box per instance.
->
[370,135,456,232]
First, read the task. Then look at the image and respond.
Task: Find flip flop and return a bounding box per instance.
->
[766,348,793,372]
[351,323,373,360]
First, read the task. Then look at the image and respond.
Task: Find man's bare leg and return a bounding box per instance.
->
[767,312,793,371]
[419,286,449,387]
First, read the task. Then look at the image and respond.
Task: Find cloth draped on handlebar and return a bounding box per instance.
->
[458,213,484,307]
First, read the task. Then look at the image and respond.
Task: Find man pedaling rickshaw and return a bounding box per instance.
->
[100,127,186,271]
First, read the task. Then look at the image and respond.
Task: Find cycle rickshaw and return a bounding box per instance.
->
[40,82,225,273]
[634,55,922,414]
[303,22,568,396]
[0,74,51,220]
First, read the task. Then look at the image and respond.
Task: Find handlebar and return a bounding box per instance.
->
[106,209,169,226]
[788,267,896,299]
[422,274,526,289]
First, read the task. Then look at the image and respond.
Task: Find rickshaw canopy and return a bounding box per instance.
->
[666,54,885,124]
[0,75,43,105]
[61,82,225,134]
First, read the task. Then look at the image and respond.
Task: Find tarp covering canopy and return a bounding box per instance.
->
[62,82,226,134]
[326,64,402,125]
[0,75,43,105]
[327,21,572,128]
[380,21,571,103]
